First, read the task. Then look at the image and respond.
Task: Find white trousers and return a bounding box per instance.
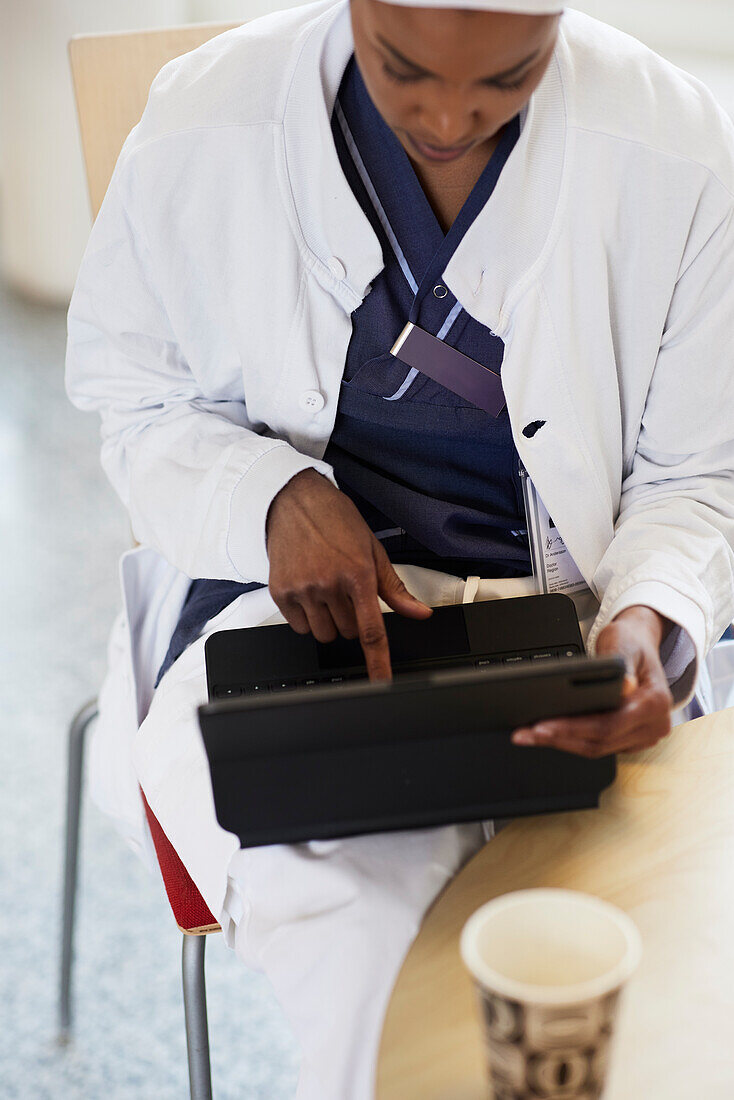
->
[133,567,702,1100]
[134,567,544,1098]
[226,817,494,1098]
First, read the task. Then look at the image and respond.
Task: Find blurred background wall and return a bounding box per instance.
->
[0,0,733,304]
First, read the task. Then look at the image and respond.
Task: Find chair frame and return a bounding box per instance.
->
[60,24,240,1097]
[59,701,214,1100]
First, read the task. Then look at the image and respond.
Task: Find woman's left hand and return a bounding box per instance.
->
[511,605,675,758]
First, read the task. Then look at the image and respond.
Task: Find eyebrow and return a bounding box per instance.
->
[376,34,541,83]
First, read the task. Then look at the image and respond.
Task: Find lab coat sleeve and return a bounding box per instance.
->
[65,172,337,585]
[587,199,734,707]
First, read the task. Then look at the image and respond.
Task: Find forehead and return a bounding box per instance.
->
[355,1,558,77]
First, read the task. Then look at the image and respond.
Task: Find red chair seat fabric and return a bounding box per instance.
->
[141,789,218,932]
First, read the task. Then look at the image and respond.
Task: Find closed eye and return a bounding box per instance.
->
[485,73,530,93]
[382,62,423,85]
[382,62,530,94]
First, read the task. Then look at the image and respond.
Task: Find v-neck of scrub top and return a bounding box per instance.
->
[334,54,520,345]
[323,54,531,578]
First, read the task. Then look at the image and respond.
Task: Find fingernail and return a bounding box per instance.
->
[533,724,553,737]
[513,733,533,745]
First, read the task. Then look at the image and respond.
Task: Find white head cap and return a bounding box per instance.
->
[374,1,562,11]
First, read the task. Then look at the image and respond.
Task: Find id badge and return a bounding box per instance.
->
[391,322,506,417]
[519,462,591,598]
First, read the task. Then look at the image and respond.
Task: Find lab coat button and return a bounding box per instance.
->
[299,389,325,413]
[327,257,346,280]
[433,284,448,298]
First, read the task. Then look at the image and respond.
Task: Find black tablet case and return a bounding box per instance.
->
[199,596,622,847]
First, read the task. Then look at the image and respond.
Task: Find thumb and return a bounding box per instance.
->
[372,541,433,617]
[621,671,639,699]
[595,621,639,694]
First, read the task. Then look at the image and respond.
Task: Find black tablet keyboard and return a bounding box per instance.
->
[212,643,582,699]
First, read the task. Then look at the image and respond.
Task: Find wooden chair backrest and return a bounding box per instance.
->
[68,25,242,938]
[68,22,239,219]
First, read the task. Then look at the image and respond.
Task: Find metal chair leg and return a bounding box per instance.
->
[58,699,98,1041]
[182,932,213,1100]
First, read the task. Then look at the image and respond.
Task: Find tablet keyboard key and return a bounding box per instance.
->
[214,685,242,699]
[531,651,554,661]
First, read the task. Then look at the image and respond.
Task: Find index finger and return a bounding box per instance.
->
[351,583,393,682]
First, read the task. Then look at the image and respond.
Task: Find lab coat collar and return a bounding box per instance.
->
[443,35,571,338]
[282,1,384,311]
[282,0,571,333]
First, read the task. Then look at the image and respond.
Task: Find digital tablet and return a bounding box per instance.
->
[198,655,625,848]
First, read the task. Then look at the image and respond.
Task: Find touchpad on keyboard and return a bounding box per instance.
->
[316,610,470,670]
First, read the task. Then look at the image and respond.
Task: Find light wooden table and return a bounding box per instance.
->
[377,708,734,1100]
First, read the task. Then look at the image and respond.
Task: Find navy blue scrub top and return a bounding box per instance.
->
[156,55,531,686]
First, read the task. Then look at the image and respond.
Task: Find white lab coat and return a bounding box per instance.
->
[67,0,734,946]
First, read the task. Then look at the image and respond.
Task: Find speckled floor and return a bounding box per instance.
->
[0,282,300,1099]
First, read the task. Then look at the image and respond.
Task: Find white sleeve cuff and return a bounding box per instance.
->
[226,441,338,584]
[586,580,706,708]
[658,621,697,694]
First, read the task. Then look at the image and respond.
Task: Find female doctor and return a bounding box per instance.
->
[66,0,734,1096]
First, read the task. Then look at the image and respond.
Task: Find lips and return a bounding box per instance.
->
[407,133,474,163]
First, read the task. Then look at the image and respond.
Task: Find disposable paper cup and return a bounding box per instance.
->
[460,889,642,1100]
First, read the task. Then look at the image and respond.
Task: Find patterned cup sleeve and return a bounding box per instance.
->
[474,986,621,1100]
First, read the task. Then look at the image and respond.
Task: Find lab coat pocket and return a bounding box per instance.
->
[88,606,155,866]
[88,547,190,862]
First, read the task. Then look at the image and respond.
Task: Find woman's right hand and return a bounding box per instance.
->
[265,468,433,681]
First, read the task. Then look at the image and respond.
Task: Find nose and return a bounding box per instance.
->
[420,97,477,149]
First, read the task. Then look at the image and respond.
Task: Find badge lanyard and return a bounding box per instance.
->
[519,461,591,598]
[334,100,506,418]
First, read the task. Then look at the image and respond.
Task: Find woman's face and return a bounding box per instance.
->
[350,0,560,167]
